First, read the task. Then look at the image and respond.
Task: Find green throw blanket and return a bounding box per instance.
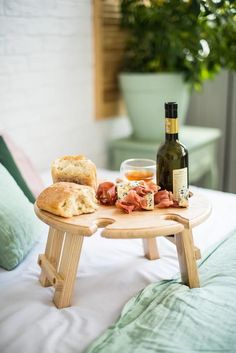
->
[86,231,236,353]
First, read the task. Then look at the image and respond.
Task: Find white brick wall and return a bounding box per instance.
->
[0,0,130,172]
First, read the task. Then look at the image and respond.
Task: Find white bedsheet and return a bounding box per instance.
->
[1,170,236,353]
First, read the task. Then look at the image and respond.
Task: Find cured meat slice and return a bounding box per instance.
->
[145,181,160,193]
[132,180,159,197]
[96,181,117,205]
[124,190,147,209]
[115,201,135,214]
[116,190,148,214]
[154,190,174,208]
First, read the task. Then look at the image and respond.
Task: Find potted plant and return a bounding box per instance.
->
[119,0,236,141]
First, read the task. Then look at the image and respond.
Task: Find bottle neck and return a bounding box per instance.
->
[165,117,179,141]
[165,133,178,141]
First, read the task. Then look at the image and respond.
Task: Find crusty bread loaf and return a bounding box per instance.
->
[36,182,98,218]
[51,155,97,190]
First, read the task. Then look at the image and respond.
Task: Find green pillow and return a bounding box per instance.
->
[0,163,41,270]
[0,135,36,203]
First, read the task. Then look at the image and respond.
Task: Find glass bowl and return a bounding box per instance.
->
[120,158,156,182]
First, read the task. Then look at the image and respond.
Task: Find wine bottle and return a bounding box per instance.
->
[156,102,189,203]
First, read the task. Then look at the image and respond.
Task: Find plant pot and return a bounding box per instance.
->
[119,73,191,141]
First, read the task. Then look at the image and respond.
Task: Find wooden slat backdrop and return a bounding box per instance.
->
[94,0,126,119]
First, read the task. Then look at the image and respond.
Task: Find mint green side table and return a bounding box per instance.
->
[108,126,221,189]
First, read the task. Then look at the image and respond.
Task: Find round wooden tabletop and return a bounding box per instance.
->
[34,193,211,239]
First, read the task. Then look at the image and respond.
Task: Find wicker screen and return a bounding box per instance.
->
[94,0,126,119]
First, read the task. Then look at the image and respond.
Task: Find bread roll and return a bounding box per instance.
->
[51,155,97,190]
[36,182,98,218]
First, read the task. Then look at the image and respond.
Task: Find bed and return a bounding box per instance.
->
[1,169,236,353]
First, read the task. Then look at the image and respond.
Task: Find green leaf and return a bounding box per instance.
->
[120,0,236,89]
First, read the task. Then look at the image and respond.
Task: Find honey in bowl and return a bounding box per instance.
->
[125,170,154,182]
[120,159,156,183]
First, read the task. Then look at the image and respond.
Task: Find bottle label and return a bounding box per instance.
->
[173,167,188,201]
[165,118,179,134]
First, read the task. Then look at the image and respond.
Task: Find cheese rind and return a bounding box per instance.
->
[142,192,154,210]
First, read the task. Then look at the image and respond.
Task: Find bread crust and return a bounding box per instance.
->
[51,155,97,190]
[36,182,98,218]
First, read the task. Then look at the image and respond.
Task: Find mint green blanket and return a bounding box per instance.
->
[86,231,236,353]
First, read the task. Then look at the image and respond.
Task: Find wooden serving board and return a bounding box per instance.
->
[34,193,211,239]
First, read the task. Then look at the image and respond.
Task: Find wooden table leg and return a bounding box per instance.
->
[53,232,84,309]
[166,235,201,260]
[39,227,65,287]
[143,238,160,260]
[175,227,200,288]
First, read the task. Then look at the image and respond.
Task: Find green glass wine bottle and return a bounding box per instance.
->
[156,102,189,202]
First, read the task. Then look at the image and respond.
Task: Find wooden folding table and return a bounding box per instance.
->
[35,194,211,309]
